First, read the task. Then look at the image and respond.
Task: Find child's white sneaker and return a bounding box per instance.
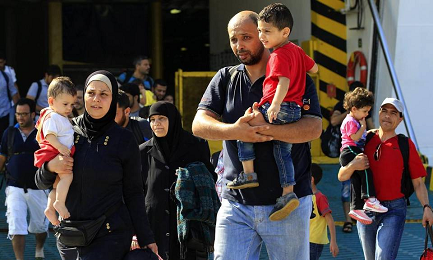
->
[363,198,388,213]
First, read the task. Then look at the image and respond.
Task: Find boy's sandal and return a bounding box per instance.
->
[342,222,353,233]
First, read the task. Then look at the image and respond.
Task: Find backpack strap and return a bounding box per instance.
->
[397,134,411,205]
[123,71,134,84]
[1,70,11,102]
[35,80,43,104]
[365,130,377,145]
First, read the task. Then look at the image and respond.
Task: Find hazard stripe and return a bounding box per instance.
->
[321,106,332,121]
[311,0,346,25]
[311,11,346,40]
[317,65,346,90]
[317,0,345,11]
[311,36,346,65]
[311,23,346,52]
[319,80,346,101]
[314,51,346,78]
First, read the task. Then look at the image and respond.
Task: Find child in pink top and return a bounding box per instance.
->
[339,87,387,225]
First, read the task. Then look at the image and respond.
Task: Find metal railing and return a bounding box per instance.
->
[367,0,419,149]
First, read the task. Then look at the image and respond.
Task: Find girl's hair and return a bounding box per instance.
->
[343,87,374,110]
[47,76,77,98]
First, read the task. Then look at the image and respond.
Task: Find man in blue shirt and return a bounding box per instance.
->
[0,68,19,138]
[192,11,322,259]
[0,98,49,260]
[118,55,154,90]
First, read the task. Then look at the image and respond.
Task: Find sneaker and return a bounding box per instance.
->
[348,210,373,225]
[363,198,388,213]
[226,172,259,189]
[269,192,299,221]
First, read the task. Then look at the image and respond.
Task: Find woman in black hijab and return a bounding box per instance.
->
[140,102,213,260]
[35,71,157,260]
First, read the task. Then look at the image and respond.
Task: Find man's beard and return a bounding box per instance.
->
[236,45,265,66]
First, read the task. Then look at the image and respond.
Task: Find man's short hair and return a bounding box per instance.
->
[46,65,62,76]
[120,83,140,98]
[48,76,77,99]
[0,51,6,60]
[118,90,131,109]
[153,79,167,88]
[259,3,294,31]
[133,55,149,66]
[16,98,36,113]
[311,163,323,185]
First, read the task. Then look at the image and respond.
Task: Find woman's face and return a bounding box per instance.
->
[150,115,169,137]
[84,81,112,119]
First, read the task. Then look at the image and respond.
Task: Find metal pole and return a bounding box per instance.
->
[367,0,419,149]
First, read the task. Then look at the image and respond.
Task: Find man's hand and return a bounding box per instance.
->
[146,243,163,259]
[267,103,280,123]
[233,112,273,143]
[423,209,433,228]
[47,154,73,176]
[349,153,369,171]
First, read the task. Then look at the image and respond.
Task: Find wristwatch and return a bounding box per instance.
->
[423,204,432,211]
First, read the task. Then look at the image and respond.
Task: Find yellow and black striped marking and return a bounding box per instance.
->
[311,0,347,123]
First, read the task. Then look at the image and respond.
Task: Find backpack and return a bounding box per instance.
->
[0,126,17,189]
[320,123,342,158]
[35,80,43,104]
[365,131,413,205]
[120,70,134,84]
[1,70,12,102]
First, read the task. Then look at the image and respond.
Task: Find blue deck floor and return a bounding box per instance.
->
[1,163,431,259]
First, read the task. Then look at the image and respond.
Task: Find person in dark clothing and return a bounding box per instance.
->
[115,90,152,144]
[34,70,157,260]
[140,102,213,260]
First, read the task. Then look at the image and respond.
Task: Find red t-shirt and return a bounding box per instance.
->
[365,134,426,201]
[259,42,315,106]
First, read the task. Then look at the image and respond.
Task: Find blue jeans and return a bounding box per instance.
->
[341,179,351,203]
[214,196,311,260]
[309,243,324,260]
[357,197,406,260]
[237,102,301,187]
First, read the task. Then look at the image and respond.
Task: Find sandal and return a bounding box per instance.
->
[342,222,353,233]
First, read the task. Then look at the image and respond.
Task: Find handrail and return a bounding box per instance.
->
[367,0,419,150]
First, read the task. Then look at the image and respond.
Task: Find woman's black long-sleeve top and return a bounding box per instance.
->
[35,116,154,247]
[140,131,213,260]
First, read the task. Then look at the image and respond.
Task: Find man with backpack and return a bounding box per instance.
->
[0,66,19,138]
[26,65,61,117]
[0,98,49,260]
[338,97,433,260]
[118,55,154,90]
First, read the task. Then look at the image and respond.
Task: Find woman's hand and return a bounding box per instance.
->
[47,154,73,176]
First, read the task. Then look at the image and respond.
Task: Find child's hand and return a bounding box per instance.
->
[58,145,71,157]
[359,117,367,129]
[267,103,280,123]
[330,241,339,257]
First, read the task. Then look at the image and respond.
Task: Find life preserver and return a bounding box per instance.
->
[346,51,368,86]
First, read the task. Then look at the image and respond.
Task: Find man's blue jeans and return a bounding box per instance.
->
[214,195,311,260]
[237,102,301,187]
[357,197,406,260]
